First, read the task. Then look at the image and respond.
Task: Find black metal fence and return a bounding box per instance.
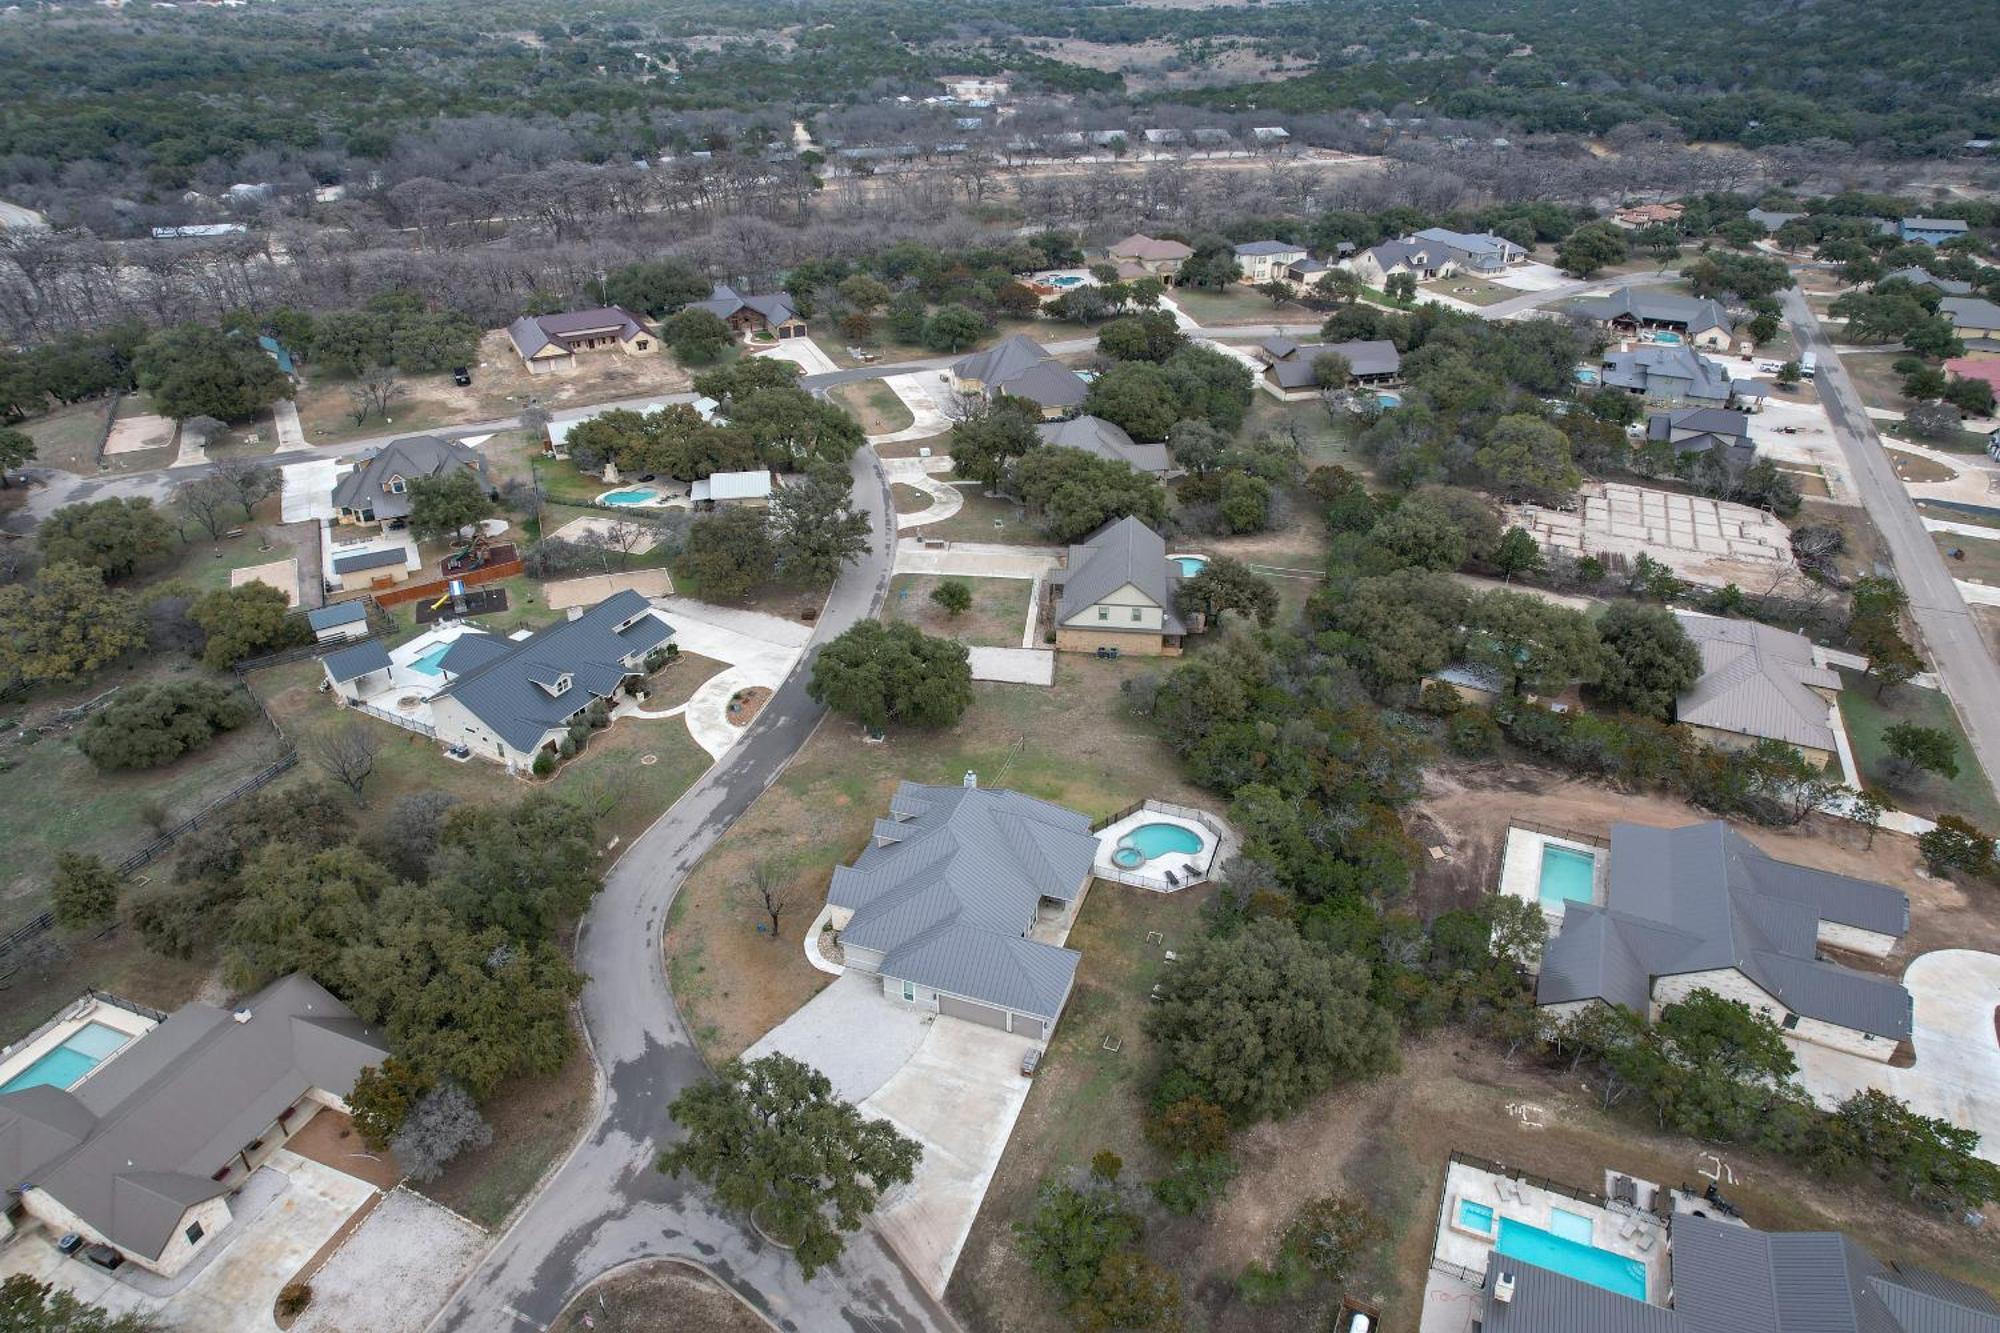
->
[112,752,299,876]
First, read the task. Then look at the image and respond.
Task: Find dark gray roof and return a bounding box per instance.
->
[953,333,1054,386]
[1264,339,1399,390]
[0,975,385,1262]
[1413,226,1521,259]
[1747,208,1804,230]
[1601,344,1735,403]
[322,638,392,683]
[1003,359,1089,407]
[435,590,672,754]
[1036,416,1173,474]
[1577,287,1734,334]
[1648,408,1750,447]
[1538,823,1911,1039]
[829,783,1096,1019]
[507,306,647,357]
[330,547,407,575]
[1360,238,1444,272]
[330,435,488,521]
[1675,613,1841,752]
[307,602,368,631]
[1879,267,1974,297]
[1903,217,1970,234]
[1056,516,1185,634]
[686,284,799,328]
[1234,239,1305,256]
[1942,296,2000,329]
[1477,1250,1679,1332]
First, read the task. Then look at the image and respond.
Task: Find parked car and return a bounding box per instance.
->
[80,1243,124,1271]
[452,366,472,386]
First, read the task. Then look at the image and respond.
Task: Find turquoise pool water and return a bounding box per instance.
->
[1575,368,1600,384]
[1,1022,130,1094]
[1652,331,1682,345]
[1127,822,1204,857]
[1050,275,1085,288]
[1539,844,1596,908]
[1497,1217,1645,1301]
[408,643,454,676]
[1376,391,1403,408]
[1173,556,1207,577]
[1549,1207,1594,1244]
[602,488,660,505]
[1458,1199,1495,1232]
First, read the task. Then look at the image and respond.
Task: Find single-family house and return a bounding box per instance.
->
[1050,516,1191,657]
[1575,288,1734,349]
[1035,416,1174,477]
[1257,337,1401,398]
[306,601,370,644]
[1600,342,1738,407]
[1142,128,1183,147]
[1285,255,1333,287]
[1746,208,1804,233]
[330,435,490,531]
[1878,266,1973,297]
[1613,202,1684,227]
[949,334,1088,417]
[689,469,774,507]
[827,778,1097,1041]
[1537,821,1911,1060]
[328,546,412,592]
[1645,408,1755,477]
[1410,226,1526,272]
[256,335,296,378]
[1672,613,1843,769]
[0,975,387,1276]
[1249,126,1290,144]
[685,284,809,340]
[506,306,656,374]
[1190,127,1233,150]
[1346,237,1455,287]
[1941,295,2000,351]
[1106,233,1193,283]
[1233,240,1310,283]
[1899,217,1970,246]
[419,591,673,772]
[1478,1211,1999,1331]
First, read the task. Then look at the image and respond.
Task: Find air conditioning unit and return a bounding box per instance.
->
[232,1008,253,1024]
[1494,1272,1516,1304]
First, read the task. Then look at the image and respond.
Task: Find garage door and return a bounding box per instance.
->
[1014,1015,1046,1041]
[939,994,1009,1031]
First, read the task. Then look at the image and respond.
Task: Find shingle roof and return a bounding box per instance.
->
[1002,359,1089,408]
[1600,343,1735,402]
[829,783,1096,1019]
[329,435,488,521]
[307,602,368,631]
[1036,416,1173,475]
[952,333,1057,387]
[507,307,648,358]
[687,284,799,328]
[0,975,385,1262]
[1675,613,1840,752]
[330,547,408,575]
[1577,287,1734,334]
[1538,822,1911,1039]
[1648,408,1750,445]
[322,639,391,683]
[1056,516,1184,633]
[1107,233,1192,262]
[1234,239,1305,256]
[1360,238,1442,273]
[435,590,673,754]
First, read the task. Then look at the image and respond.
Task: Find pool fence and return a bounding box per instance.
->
[1428,1149,1619,1286]
[1092,798,1231,893]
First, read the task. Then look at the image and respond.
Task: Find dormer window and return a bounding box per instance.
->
[532,671,572,698]
[386,475,406,494]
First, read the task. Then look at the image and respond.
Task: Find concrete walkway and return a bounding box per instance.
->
[867,373,954,445]
[1925,518,2000,541]
[892,539,1063,580]
[641,598,811,759]
[273,398,307,450]
[885,458,965,530]
[966,646,1055,685]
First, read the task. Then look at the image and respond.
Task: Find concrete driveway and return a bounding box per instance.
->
[295,1189,486,1333]
[0,1149,375,1331]
[1791,949,2000,1164]
[641,598,814,758]
[746,974,1038,1299]
[893,539,1063,580]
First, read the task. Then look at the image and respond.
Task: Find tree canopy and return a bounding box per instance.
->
[808,620,972,730]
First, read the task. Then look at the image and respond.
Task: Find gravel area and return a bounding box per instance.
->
[293,1188,486,1333]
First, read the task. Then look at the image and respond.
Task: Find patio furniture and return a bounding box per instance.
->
[1635,1228,1657,1253]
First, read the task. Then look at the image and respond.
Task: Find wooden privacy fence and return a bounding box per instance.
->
[372,556,524,608]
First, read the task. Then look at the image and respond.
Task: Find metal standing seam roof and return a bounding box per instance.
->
[1264,339,1400,390]
[690,469,773,502]
[1412,226,1521,260]
[306,602,368,631]
[1903,217,1970,234]
[435,589,672,754]
[1942,296,2000,329]
[329,435,488,521]
[1578,287,1734,334]
[1648,408,1751,446]
[1600,344,1736,402]
[829,783,1097,1019]
[687,284,800,328]
[1234,239,1306,257]
[0,975,386,1263]
[1674,613,1841,752]
[1879,267,1974,296]
[1055,516,1185,633]
[330,547,408,575]
[322,638,392,683]
[1537,822,1911,1039]
[1035,416,1173,475]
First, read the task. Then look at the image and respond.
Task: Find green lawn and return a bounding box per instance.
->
[830,380,913,434]
[1420,275,1515,306]
[914,488,1046,545]
[1838,668,2000,828]
[1240,392,1360,467]
[1170,285,1305,326]
[884,573,1031,647]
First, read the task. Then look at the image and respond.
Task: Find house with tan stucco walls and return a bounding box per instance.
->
[1536,822,1912,1063]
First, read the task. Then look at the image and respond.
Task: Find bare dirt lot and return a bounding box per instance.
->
[550,1260,769,1333]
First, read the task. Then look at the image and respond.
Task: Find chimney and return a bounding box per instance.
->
[963,770,977,789]
[232,1008,253,1024]
[1494,1272,1516,1304]
[567,605,584,622]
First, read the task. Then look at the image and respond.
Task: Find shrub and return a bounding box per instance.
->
[532,751,555,777]
[50,851,120,929]
[76,680,254,769]
[1149,1152,1237,1216]
[277,1283,313,1319]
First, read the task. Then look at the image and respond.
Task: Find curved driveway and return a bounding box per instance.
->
[427,445,958,1333]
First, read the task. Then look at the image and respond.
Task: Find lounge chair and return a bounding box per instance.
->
[1635,1228,1657,1253]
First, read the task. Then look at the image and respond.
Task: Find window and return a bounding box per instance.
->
[636,339,649,351]
[386,476,406,494]
[1097,607,1109,621]
[185,1221,204,1245]
[902,980,915,1002]
[1781,1013,1800,1031]
[1130,607,1143,623]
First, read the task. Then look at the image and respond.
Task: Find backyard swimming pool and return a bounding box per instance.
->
[1458,1199,1496,1232]
[1575,368,1600,385]
[1651,331,1682,345]
[1497,1217,1646,1301]
[1110,821,1206,868]
[600,487,660,506]
[1538,844,1597,909]
[407,642,454,676]
[0,1023,131,1094]
[1376,391,1403,408]
[1172,555,1208,577]
[1050,275,1085,288]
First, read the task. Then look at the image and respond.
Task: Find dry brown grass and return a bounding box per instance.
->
[549,1260,770,1333]
[883,574,1032,648]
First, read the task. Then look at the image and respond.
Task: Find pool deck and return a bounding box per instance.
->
[0,995,158,1093]
[1496,825,1608,948]
[1091,801,1234,890]
[341,621,490,730]
[1427,1159,1667,1322]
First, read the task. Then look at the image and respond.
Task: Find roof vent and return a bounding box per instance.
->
[1494,1272,1516,1303]
[963,770,977,789]
[232,1008,253,1024]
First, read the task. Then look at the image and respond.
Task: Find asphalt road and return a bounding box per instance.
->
[1783,287,2000,802]
[426,445,963,1333]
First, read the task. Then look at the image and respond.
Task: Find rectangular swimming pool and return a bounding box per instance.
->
[1458,1199,1495,1233]
[407,642,454,676]
[0,1022,132,1094]
[1497,1217,1646,1301]
[1538,844,1596,909]
[1548,1206,1595,1244]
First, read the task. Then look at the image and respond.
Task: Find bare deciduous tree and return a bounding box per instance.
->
[734,857,804,939]
[310,722,380,804]
[173,474,237,539]
[346,365,406,426]
[210,455,278,519]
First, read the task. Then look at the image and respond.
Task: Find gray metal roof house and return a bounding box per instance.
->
[1478,1213,2000,1332]
[0,975,386,1276]
[827,780,1098,1040]
[330,435,489,527]
[428,590,673,769]
[1036,415,1174,476]
[1051,516,1189,656]
[1673,613,1842,759]
[1646,408,1755,477]
[1259,338,1401,395]
[1410,226,1525,272]
[1538,822,1911,1052]
[949,334,1088,415]
[1600,342,1738,407]
[1879,266,1975,297]
[1576,288,1735,346]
